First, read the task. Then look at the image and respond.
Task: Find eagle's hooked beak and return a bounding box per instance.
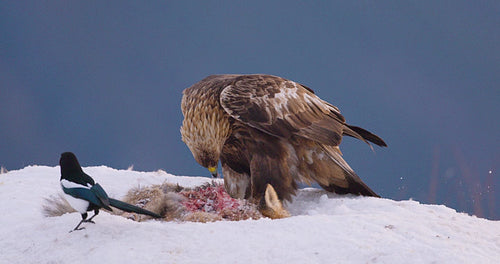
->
[208,166,218,178]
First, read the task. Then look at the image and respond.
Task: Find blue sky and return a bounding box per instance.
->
[1,1,498,219]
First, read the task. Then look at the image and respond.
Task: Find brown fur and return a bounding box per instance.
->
[122,182,263,222]
[259,184,291,219]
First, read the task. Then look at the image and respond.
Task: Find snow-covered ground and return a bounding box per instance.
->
[0,166,498,264]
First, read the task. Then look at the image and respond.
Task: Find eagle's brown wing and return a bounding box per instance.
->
[219,74,381,198]
[220,74,348,146]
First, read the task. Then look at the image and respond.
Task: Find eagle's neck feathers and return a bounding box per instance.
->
[181,87,231,167]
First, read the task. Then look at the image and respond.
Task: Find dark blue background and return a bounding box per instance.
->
[1,1,498,219]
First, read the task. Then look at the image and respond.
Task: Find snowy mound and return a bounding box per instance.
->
[0,166,498,263]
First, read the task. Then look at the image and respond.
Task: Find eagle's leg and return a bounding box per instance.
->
[222,163,251,199]
[249,155,293,219]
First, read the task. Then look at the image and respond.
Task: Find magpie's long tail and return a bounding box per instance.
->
[109,198,162,218]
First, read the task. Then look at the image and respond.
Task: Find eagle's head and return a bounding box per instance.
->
[184,142,221,177]
[180,87,231,178]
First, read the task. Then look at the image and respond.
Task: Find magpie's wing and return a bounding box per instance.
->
[62,186,112,211]
[90,183,111,207]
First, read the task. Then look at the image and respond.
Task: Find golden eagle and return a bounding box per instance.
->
[181,74,386,217]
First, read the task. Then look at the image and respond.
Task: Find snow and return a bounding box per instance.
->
[0,166,499,264]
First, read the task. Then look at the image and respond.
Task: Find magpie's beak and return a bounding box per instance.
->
[208,166,218,178]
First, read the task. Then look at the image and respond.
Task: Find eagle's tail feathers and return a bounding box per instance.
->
[320,145,381,197]
[344,124,387,147]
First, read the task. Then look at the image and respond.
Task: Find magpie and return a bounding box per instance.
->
[59,152,161,231]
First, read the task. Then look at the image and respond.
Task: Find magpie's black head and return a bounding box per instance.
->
[60,152,83,180]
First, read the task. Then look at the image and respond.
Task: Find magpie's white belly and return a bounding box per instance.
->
[62,192,90,214]
[60,179,91,214]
